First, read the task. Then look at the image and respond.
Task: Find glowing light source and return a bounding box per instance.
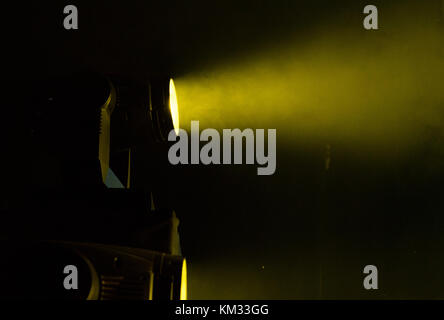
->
[169,79,180,135]
[180,258,188,300]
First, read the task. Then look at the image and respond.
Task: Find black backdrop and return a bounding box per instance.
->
[2,0,444,299]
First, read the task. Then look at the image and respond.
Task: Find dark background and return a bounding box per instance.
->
[2,0,444,299]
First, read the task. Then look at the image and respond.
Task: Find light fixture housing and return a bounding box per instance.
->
[3,72,188,300]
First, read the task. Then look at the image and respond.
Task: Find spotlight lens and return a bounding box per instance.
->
[169,79,180,135]
[180,258,187,300]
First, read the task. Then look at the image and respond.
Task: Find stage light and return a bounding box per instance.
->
[11,73,188,300]
[102,75,182,189]
[180,258,188,300]
[169,79,180,135]
[146,77,180,143]
[0,241,188,300]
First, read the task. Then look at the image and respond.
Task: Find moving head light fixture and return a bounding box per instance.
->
[1,73,185,300]
[106,75,180,189]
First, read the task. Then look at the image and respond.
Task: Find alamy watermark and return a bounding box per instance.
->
[168,121,276,176]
